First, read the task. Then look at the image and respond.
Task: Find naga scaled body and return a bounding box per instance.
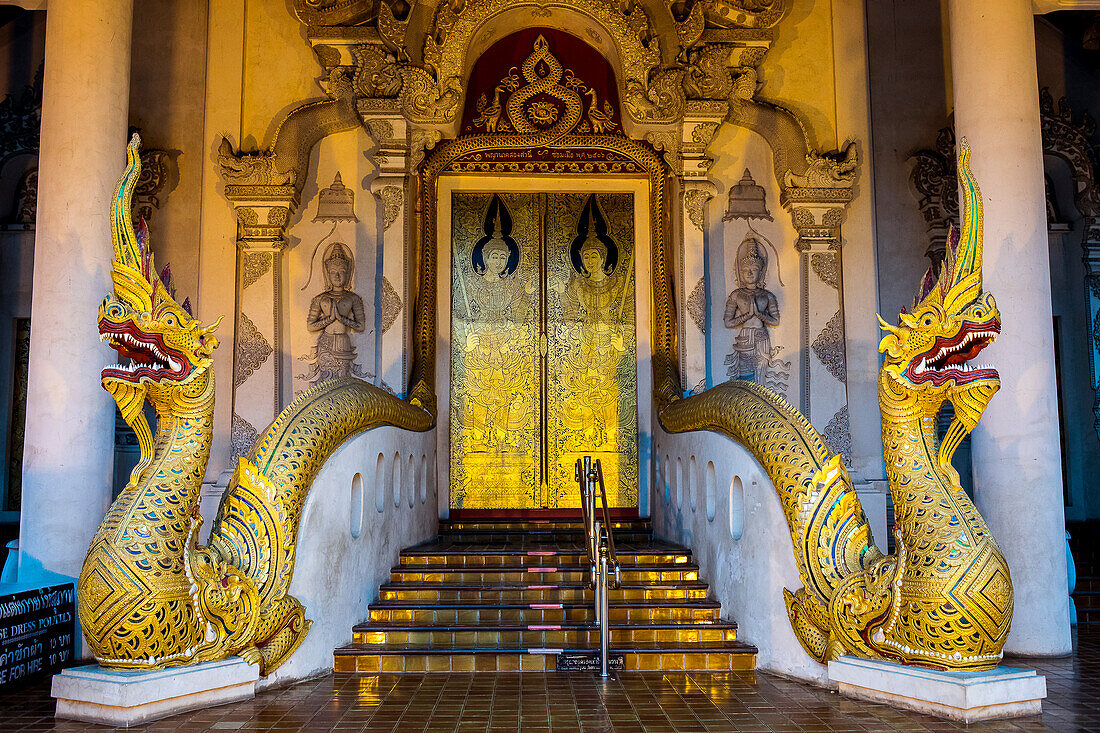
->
[77,135,431,673]
[660,142,1012,670]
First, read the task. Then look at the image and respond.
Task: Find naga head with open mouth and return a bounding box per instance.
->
[878,141,1000,466]
[100,134,221,484]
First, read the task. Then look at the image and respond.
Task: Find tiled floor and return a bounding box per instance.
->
[2,632,1099,733]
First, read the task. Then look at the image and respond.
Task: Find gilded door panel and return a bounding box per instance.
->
[545,193,638,508]
[450,193,541,509]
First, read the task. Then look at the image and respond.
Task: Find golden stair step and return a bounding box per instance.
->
[366,601,722,625]
[398,550,692,567]
[352,622,739,646]
[333,641,757,673]
[390,565,700,584]
[439,519,651,532]
[378,582,710,603]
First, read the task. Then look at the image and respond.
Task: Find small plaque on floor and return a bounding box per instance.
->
[556,652,624,671]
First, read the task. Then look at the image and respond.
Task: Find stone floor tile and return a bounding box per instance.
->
[8,629,1100,732]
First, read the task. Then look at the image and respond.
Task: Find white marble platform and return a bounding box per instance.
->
[828,656,1046,722]
[52,657,259,727]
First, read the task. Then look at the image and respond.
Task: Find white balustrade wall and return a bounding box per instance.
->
[651,427,829,683]
[214,425,439,688]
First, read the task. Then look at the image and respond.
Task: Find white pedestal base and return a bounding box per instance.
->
[52,657,259,726]
[828,656,1046,722]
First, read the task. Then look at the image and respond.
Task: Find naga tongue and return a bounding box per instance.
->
[941,340,986,366]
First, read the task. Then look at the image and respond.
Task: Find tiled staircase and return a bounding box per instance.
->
[334,518,756,672]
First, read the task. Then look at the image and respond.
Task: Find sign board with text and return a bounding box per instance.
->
[0,584,75,689]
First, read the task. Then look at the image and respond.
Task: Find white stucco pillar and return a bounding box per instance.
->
[18,0,134,580]
[947,0,1071,655]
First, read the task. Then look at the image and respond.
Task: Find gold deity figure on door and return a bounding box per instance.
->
[460,211,531,325]
[724,234,780,384]
[559,195,630,450]
[456,195,534,453]
[303,242,367,383]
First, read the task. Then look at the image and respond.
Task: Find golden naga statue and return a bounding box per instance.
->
[661,141,1012,670]
[77,135,431,674]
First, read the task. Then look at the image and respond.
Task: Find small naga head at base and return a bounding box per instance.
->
[98,134,221,482]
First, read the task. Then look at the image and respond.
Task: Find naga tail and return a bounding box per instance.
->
[659,381,881,660]
[207,377,431,673]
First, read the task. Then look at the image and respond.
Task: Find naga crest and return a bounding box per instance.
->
[877,141,1000,463]
[99,134,221,482]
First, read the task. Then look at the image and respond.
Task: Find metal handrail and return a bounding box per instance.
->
[593,460,621,586]
[574,456,621,678]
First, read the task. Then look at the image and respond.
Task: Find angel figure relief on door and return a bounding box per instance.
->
[454,194,537,456]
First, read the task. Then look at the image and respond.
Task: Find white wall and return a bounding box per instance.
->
[652,423,887,684]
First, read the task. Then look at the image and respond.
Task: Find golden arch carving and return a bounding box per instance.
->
[417,0,661,124]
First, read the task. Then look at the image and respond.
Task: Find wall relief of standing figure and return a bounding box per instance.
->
[724,233,789,393]
[300,241,368,384]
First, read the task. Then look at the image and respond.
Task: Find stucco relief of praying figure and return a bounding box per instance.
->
[724,234,781,385]
[301,242,367,384]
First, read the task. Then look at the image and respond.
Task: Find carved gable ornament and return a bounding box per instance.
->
[419,0,663,126]
[463,31,620,139]
[428,30,657,175]
[295,0,789,134]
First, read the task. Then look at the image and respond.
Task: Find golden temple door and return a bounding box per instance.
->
[449,191,638,511]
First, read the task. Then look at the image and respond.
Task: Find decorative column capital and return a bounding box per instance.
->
[644,125,683,175]
[1082,216,1100,268]
[778,141,857,252]
[782,190,853,251]
[218,137,300,250]
[408,124,443,170]
[132,149,175,225]
[909,125,957,272]
[370,176,405,232]
[646,104,725,182]
[681,103,726,181]
[361,113,413,176]
[223,185,298,250]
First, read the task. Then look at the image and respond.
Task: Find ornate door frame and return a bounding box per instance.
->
[433,176,655,516]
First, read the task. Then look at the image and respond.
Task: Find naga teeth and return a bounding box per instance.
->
[103,330,180,372]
